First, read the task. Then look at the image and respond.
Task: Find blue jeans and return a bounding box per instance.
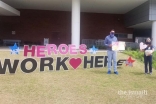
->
[107,50,117,72]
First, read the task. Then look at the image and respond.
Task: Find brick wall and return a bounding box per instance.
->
[0,9,133,45]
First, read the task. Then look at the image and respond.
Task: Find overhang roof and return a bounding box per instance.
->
[0,0,20,16]
[1,0,148,14]
[1,0,151,29]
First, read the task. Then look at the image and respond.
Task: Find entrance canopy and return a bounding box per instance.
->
[2,0,147,14]
[1,0,155,47]
[0,1,20,16]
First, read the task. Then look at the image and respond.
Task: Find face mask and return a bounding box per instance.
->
[146,42,151,45]
[110,33,114,38]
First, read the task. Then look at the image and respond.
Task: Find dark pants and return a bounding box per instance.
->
[144,55,152,73]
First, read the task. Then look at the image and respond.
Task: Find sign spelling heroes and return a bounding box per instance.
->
[0,44,126,74]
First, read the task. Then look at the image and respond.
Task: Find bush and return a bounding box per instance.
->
[123,49,156,69]
[125,47,138,51]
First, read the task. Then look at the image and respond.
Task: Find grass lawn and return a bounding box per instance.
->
[0,51,156,104]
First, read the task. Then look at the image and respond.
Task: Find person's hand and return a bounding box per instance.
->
[109,44,112,47]
[147,53,152,56]
[140,49,144,52]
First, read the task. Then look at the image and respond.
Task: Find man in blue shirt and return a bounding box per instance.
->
[104,29,118,74]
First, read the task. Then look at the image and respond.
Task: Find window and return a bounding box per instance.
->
[115,33,133,39]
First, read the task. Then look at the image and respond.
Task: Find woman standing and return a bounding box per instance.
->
[142,38,154,75]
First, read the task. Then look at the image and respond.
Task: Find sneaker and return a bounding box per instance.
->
[114,71,118,75]
[107,71,111,74]
[149,72,152,75]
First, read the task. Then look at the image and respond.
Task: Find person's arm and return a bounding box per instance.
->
[151,47,155,54]
[104,37,109,47]
[140,48,145,52]
[140,43,147,52]
[116,37,118,42]
[147,46,154,56]
[152,48,155,53]
[104,37,112,47]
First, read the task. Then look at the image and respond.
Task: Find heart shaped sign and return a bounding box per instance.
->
[69,58,82,69]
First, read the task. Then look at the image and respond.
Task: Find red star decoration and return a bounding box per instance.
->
[125,56,135,66]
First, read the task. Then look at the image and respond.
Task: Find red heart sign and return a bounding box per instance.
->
[69,58,82,69]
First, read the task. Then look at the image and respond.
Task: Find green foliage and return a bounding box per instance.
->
[125,47,138,51]
[123,49,156,69]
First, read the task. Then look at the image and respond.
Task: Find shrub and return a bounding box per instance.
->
[123,50,156,69]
